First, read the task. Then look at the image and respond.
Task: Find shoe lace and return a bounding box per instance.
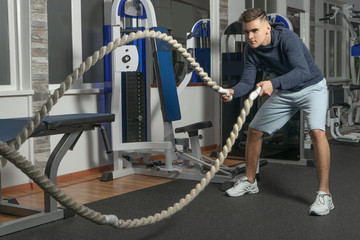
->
[316,193,330,205]
[317,194,326,204]
[233,181,241,187]
[234,178,249,187]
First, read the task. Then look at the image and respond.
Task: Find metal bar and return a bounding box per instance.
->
[181,152,232,176]
[44,132,82,212]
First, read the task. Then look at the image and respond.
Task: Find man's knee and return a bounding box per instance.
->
[310,129,326,142]
[248,127,264,139]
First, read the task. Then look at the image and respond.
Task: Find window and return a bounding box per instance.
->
[0,0,10,86]
[81,0,104,84]
[48,0,72,84]
[48,0,105,86]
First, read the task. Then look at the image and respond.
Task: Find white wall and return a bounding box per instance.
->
[150,86,219,147]
[228,0,244,24]
[228,0,310,20]
[287,0,306,11]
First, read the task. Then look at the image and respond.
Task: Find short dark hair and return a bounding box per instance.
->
[239,8,268,23]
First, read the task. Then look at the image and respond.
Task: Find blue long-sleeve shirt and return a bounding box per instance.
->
[232,23,324,98]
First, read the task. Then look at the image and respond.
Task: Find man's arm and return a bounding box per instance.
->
[270,32,311,90]
[225,47,258,100]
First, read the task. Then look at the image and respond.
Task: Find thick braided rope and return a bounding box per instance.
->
[0,30,257,228]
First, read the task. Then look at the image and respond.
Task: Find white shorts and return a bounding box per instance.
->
[249,79,328,135]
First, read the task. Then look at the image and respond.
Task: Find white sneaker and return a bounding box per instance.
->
[226,177,259,197]
[309,191,334,216]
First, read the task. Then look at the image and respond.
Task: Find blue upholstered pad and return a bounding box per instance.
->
[156,51,181,122]
[352,44,360,57]
[151,26,182,122]
[0,118,29,142]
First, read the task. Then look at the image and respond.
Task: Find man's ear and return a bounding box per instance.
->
[266,23,271,33]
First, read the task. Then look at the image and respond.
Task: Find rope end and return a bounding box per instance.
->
[249,87,261,100]
[105,215,123,228]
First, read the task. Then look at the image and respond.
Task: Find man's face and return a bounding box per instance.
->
[243,18,271,48]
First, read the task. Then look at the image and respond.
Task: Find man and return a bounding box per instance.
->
[221,8,334,216]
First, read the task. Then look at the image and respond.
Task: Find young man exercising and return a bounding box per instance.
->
[221,8,334,216]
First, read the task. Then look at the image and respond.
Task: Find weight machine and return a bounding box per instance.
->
[177,19,211,94]
[320,4,360,143]
[185,19,211,84]
[101,0,248,183]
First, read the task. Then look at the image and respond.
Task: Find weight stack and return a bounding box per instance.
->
[122,72,147,142]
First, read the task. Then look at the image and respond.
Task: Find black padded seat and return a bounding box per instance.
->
[330,103,351,109]
[175,121,212,137]
[0,113,115,142]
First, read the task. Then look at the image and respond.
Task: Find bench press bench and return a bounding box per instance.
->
[0,113,114,236]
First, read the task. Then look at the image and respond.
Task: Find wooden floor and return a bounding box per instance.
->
[0,150,243,224]
[0,173,174,224]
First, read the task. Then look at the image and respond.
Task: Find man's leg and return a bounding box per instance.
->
[308,128,334,216]
[226,92,288,197]
[309,129,330,194]
[225,127,263,197]
[245,127,264,183]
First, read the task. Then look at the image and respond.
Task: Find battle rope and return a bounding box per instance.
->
[0,30,260,228]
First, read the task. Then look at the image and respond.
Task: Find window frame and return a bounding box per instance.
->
[0,0,31,94]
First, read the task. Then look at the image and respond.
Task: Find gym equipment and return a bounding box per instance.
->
[101,1,251,183]
[105,0,156,147]
[102,0,157,179]
[102,25,249,183]
[176,19,210,95]
[0,29,262,229]
[220,20,248,157]
[268,13,293,31]
[0,113,114,236]
[185,19,211,83]
[327,84,360,143]
[321,4,360,142]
